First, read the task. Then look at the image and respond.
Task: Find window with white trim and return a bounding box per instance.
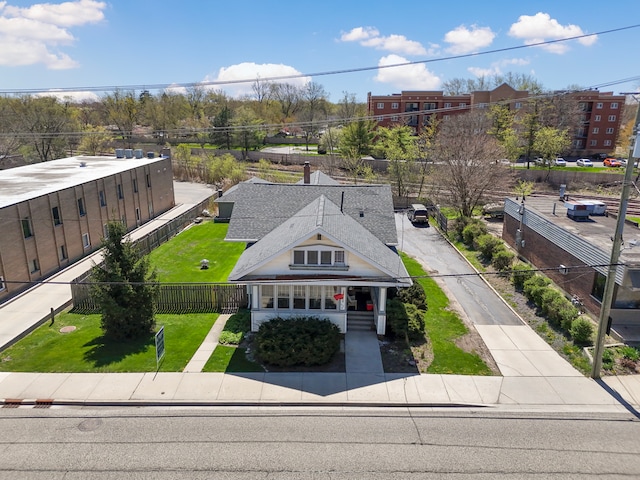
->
[82,233,90,249]
[325,286,339,310]
[604,140,612,146]
[575,139,583,148]
[590,140,597,146]
[596,102,603,109]
[592,127,599,134]
[376,116,383,121]
[309,285,322,309]
[444,102,451,108]
[293,285,306,309]
[611,102,618,109]
[608,115,616,122]
[515,102,522,109]
[292,248,345,267]
[391,115,398,121]
[261,285,274,309]
[606,127,614,134]
[459,102,467,108]
[277,285,291,309]
[376,102,384,109]
[594,115,601,121]
[391,102,399,109]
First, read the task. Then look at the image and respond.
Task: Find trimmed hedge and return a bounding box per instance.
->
[254,317,341,367]
[462,220,488,246]
[474,234,503,260]
[570,318,594,345]
[218,309,251,345]
[492,247,515,271]
[386,298,425,341]
[511,263,535,289]
[397,282,428,311]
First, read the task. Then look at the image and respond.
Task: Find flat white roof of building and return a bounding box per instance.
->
[0,155,168,209]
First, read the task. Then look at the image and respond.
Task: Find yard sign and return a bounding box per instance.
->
[155,325,165,369]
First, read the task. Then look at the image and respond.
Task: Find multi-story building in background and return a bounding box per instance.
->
[0,152,175,301]
[367,84,625,157]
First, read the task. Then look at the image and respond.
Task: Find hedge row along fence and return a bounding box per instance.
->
[457,218,594,346]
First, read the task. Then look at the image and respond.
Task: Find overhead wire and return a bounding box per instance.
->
[0,23,638,95]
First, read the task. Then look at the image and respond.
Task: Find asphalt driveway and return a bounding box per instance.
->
[395,213,522,326]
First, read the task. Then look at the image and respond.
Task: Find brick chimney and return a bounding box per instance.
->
[303,161,310,184]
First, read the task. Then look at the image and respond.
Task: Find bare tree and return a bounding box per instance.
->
[432,111,511,217]
[252,76,272,104]
[270,82,302,120]
[301,82,328,150]
[9,95,74,162]
[102,90,139,148]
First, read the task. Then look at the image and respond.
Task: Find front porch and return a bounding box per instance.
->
[248,283,389,334]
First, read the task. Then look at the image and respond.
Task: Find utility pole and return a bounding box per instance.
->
[591,94,640,378]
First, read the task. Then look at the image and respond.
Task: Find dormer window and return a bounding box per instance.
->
[292,248,346,268]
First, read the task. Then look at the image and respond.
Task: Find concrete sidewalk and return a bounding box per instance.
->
[0,370,634,412]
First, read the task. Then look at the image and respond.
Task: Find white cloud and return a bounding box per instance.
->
[444,25,495,54]
[36,89,99,102]
[340,26,430,56]
[0,0,106,69]
[3,0,104,27]
[467,66,500,78]
[374,54,441,90]
[508,12,597,54]
[340,26,379,42]
[204,62,311,98]
[467,57,530,78]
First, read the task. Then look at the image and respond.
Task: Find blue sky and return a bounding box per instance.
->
[0,0,638,102]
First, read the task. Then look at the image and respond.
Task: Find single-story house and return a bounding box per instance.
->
[216,163,411,334]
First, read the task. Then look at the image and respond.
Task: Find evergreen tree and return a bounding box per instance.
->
[91,221,158,340]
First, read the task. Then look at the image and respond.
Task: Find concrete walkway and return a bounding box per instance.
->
[183,314,231,372]
[345,331,384,374]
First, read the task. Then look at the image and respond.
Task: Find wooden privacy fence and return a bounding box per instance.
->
[71,282,247,314]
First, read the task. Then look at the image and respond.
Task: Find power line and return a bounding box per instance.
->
[0,262,625,288]
[1,75,638,139]
[0,24,638,96]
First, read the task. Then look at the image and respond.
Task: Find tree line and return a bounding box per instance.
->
[0,80,363,163]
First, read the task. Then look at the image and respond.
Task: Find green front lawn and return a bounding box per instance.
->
[148,222,244,283]
[203,345,264,372]
[401,253,493,375]
[0,312,218,372]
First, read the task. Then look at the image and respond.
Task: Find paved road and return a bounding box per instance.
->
[0,407,637,478]
[396,213,522,326]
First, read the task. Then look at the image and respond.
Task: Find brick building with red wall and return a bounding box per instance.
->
[367,84,625,158]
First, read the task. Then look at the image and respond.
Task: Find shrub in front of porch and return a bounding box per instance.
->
[254,317,341,367]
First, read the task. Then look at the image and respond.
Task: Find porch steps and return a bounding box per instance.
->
[347,311,375,331]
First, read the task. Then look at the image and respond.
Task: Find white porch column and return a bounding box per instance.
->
[251,285,260,309]
[377,287,387,335]
[378,287,387,312]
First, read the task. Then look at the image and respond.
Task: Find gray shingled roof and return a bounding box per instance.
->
[228,195,410,284]
[220,182,398,245]
[295,171,339,185]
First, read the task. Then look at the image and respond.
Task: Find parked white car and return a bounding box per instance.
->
[577,158,594,167]
[553,157,566,166]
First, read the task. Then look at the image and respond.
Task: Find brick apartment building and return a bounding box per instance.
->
[0,153,175,301]
[367,84,625,157]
